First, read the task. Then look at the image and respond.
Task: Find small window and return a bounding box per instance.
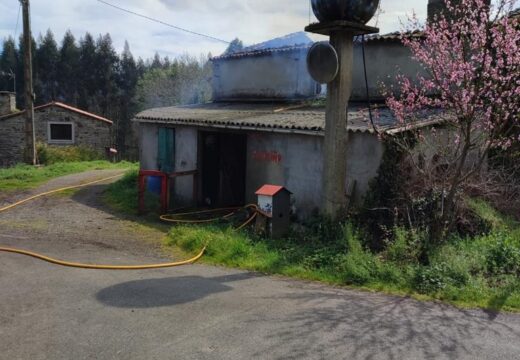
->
[48,122,74,144]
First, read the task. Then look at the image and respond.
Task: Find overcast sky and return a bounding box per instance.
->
[0,0,428,59]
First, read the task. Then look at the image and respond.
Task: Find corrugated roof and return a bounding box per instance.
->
[134,102,442,135]
[0,101,113,124]
[211,45,312,61]
[356,30,424,43]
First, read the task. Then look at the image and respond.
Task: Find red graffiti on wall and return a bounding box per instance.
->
[252,150,282,163]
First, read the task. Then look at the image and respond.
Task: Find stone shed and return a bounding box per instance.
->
[133,102,440,219]
[0,92,113,167]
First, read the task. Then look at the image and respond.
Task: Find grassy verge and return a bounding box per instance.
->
[166,202,520,312]
[103,171,520,312]
[0,161,137,193]
[102,169,161,217]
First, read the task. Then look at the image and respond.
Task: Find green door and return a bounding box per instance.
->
[157,127,175,173]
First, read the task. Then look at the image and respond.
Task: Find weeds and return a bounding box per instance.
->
[165,203,520,311]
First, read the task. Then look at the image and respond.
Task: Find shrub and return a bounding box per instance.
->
[413,262,470,294]
[36,143,104,165]
[486,234,520,276]
[386,227,424,263]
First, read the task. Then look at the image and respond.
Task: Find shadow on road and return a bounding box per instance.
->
[247,290,520,360]
[96,272,258,308]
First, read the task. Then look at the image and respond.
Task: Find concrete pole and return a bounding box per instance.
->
[21,0,36,165]
[322,31,354,218]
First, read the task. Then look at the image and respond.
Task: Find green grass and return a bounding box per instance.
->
[102,169,162,217]
[0,161,137,193]
[101,172,520,312]
[165,206,520,312]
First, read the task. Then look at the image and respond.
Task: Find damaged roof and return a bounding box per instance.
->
[133,102,442,136]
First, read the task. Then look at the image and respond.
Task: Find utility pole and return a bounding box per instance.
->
[20,0,36,165]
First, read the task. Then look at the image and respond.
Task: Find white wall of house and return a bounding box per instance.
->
[137,122,386,219]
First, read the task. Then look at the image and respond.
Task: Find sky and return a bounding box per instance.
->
[0,0,428,60]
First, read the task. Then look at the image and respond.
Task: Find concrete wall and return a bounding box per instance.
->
[137,123,386,219]
[245,132,384,218]
[138,123,159,171]
[212,48,319,101]
[351,42,427,101]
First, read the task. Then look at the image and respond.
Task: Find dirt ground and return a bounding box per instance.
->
[0,169,169,262]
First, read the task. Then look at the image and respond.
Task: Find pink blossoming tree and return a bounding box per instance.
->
[386,0,519,239]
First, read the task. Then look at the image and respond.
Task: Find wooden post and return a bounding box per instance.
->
[322,31,354,218]
[21,0,36,165]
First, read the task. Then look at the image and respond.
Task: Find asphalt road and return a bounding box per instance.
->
[1,171,520,360]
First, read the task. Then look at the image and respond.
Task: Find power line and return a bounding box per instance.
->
[95,0,231,44]
[14,4,21,39]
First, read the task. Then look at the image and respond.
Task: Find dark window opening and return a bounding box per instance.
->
[50,123,73,141]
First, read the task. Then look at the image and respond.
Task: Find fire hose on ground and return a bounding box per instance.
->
[0,173,261,270]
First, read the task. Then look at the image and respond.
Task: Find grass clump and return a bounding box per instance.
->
[102,169,161,216]
[36,143,104,165]
[164,200,520,312]
[0,161,136,193]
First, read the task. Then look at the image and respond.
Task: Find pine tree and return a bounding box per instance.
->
[78,32,98,110]
[0,37,18,93]
[94,33,118,115]
[36,29,59,103]
[116,41,139,156]
[58,30,80,104]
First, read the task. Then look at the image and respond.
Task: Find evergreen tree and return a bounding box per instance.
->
[0,37,18,93]
[58,30,80,104]
[78,32,98,110]
[150,52,162,69]
[223,38,244,55]
[94,33,118,115]
[116,41,139,155]
[36,29,59,103]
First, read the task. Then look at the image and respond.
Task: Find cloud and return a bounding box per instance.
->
[0,0,428,60]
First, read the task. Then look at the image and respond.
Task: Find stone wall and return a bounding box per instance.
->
[0,115,25,167]
[0,105,112,167]
[33,106,112,152]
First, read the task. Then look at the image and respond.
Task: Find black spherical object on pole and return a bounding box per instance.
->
[311,0,380,24]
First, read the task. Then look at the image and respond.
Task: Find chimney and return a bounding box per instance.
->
[0,92,17,116]
[427,0,446,23]
[428,0,490,23]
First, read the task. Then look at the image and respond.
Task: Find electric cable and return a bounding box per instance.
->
[14,4,21,39]
[361,34,380,135]
[95,0,231,44]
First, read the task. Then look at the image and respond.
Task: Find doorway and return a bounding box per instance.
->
[200,131,247,207]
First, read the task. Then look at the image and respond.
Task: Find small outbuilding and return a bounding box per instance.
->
[133,101,440,219]
[0,92,113,167]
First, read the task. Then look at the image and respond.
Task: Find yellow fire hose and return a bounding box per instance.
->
[0,173,259,270]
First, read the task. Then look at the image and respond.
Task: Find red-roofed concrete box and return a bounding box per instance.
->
[255,185,292,238]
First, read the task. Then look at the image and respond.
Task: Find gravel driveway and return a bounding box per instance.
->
[1,170,520,360]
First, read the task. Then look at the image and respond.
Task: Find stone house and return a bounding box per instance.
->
[0,92,113,167]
